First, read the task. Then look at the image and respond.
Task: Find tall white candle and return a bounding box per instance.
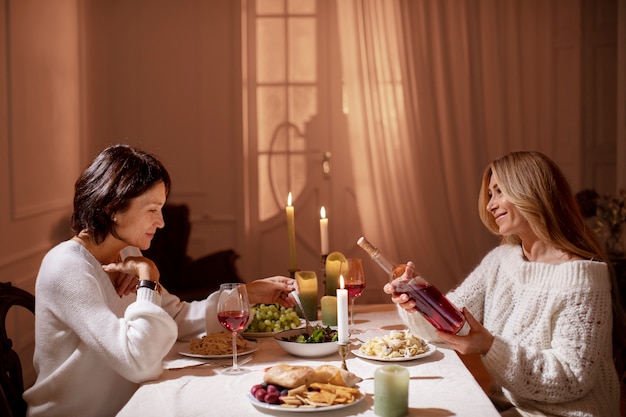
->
[320,206,329,255]
[336,275,349,344]
[286,192,297,271]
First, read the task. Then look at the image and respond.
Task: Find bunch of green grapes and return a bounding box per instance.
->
[245,303,302,333]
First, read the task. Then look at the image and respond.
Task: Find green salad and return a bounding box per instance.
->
[284,325,338,343]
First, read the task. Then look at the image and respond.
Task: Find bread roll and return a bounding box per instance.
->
[263,364,316,388]
[263,364,363,389]
[310,365,362,387]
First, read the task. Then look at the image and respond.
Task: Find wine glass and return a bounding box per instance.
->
[344,258,366,334]
[217,283,251,375]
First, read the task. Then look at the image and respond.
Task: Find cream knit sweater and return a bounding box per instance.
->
[398,244,620,417]
[24,241,223,417]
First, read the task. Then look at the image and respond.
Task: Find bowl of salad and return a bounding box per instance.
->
[274,325,339,358]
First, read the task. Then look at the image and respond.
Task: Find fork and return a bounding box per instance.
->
[291,291,313,335]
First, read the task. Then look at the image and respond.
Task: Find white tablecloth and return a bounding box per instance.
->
[117,304,500,417]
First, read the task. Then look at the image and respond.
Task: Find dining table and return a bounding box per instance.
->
[116,303,501,417]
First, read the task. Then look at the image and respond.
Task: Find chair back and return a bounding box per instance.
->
[0,282,35,417]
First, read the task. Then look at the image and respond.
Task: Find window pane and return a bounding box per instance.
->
[288,18,316,82]
[257,86,286,152]
[258,154,276,221]
[289,153,307,199]
[288,0,315,14]
[257,0,284,14]
[257,18,285,83]
[289,86,316,136]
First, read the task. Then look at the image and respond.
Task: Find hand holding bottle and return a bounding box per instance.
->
[358,236,465,334]
[436,308,494,355]
[383,261,420,312]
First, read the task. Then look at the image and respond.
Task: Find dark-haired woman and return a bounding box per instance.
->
[24,144,296,417]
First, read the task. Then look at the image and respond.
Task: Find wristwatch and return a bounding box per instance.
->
[137,279,161,295]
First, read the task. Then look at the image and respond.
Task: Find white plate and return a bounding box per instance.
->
[352,343,437,362]
[178,342,258,359]
[243,320,305,338]
[247,392,364,413]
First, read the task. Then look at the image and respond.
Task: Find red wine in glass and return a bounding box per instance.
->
[346,283,365,300]
[218,310,250,333]
[217,283,251,374]
[344,258,366,334]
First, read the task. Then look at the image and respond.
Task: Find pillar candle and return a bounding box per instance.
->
[336,275,349,344]
[286,192,297,271]
[325,251,345,296]
[374,365,409,417]
[295,271,318,321]
[319,206,329,255]
[320,295,337,326]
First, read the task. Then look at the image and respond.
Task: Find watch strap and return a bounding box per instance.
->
[137,280,161,294]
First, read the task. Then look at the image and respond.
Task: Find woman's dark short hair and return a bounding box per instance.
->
[71,144,171,244]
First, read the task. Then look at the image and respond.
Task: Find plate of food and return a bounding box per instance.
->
[243,303,304,338]
[353,329,437,362]
[248,364,364,412]
[247,392,364,413]
[179,332,258,359]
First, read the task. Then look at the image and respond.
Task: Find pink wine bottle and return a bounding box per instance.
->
[357,237,466,334]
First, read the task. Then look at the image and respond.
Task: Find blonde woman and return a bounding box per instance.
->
[385,151,623,416]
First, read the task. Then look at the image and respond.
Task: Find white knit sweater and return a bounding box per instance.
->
[398,244,620,417]
[24,241,223,417]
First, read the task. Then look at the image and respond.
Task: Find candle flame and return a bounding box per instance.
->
[287,192,292,206]
[320,206,326,219]
[339,274,345,289]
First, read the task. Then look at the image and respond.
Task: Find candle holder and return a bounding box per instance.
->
[321,253,328,294]
[337,343,350,371]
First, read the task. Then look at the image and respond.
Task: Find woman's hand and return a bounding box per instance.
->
[436,308,494,355]
[246,276,298,308]
[102,256,160,297]
[383,261,418,312]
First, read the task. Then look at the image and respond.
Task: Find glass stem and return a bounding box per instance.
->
[350,299,355,327]
[232,332,238,370]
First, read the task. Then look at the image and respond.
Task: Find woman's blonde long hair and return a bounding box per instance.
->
[478,151,605,260]
[477,150,624,377]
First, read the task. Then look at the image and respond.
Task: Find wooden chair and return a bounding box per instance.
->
[0,282,35,417]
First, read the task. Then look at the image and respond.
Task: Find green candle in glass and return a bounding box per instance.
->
[295,271,318,321]
[374,365,409,417]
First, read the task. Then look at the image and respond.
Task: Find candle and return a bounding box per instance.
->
[319,206,329,255]
[374,365,409,417]
[320,295,337,326]
[286,192,297,271]
[336,275,349,344]
[325,251,346,296]
[295,271,318,321]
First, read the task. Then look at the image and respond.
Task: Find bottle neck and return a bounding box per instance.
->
[370,250,396,276]
[357,236,397,277]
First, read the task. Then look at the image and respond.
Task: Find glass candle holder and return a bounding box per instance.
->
[294,271,318,321]
[320,295,337,326]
